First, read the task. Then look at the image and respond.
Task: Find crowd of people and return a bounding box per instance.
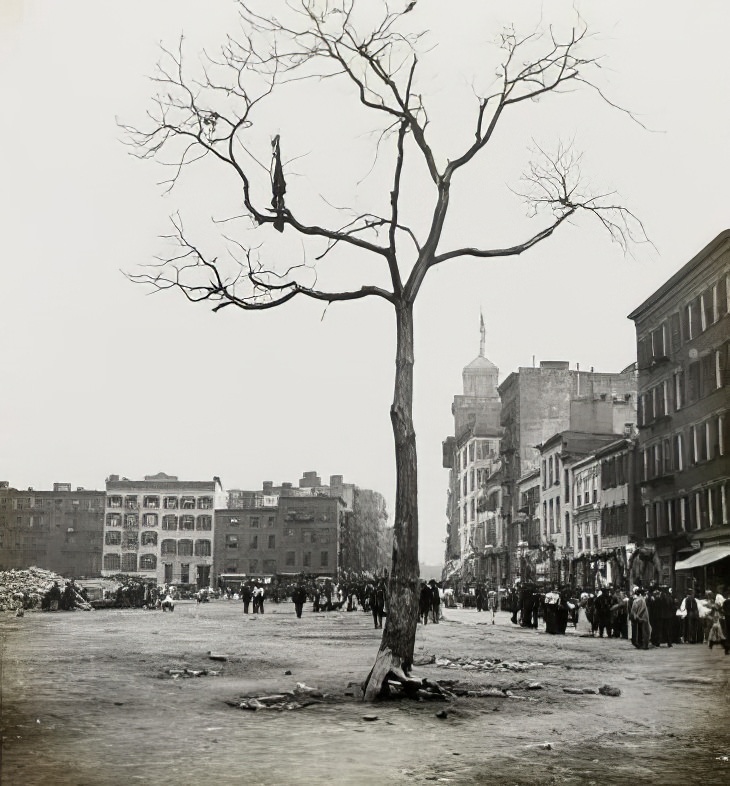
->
[503,581,730,653]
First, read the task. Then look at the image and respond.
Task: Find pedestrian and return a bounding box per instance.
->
[372,580,386,629]
[630,588,651,649]
[707,603,729,654]
[429,580,441,623]
[487,589,498,625]
[291,583,307,619]
[419,582,431,624]
[594,587,612,638]
[681,588,700,643]
[241,583,252,614]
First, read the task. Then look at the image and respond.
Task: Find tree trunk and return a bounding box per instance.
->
[363,301,420,701]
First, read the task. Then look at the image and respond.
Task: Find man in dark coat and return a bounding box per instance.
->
[240,583,253,614]
[683,588,700,643]
[291,583,307,619]
[593,587,612,637]
[419,582,431,624]
[372,580,386,629]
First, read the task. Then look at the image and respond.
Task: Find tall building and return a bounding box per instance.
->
[499,361,637,582]
[0,481,105,577]
[101,473,225,588]
[442,316,502,586]
[628,229,730,592]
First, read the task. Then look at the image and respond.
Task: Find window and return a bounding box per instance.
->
[285,527,295,537]
[194,539,211,557]
[125,496,138,510]
[143,513,158,527]
[267,516,276,528]
[105,530,121,546]
[124,514,138,528]
[180,515,195,531]
[104,553,120,571]
[249,559,259,573]
[303,552,311,568]
[226,534,239,549]
[161,539,177,556]
[141,531,157,547]
[143,496,160,509]
[263,559,277,573]
[180,564,190,583]
[108,495,122,509]
[121,553,137,572]
[320,551,329,567]
[196,515,212,531]
[469,442,475,463]
[163,496,178,510]
[250,516,260,528]
[250,534,258,549]
[542,460,547,490]
[286,551,295,566]
[229,517,239,525]
[162,515,177,530]
[268,534,275,549]
[225,561,239,573]
[674,370,683,410]
[197,496,213,509]
[140,554,157,570]
[181,496,195,509]
[106,513,121,527]
[548,456,554,487]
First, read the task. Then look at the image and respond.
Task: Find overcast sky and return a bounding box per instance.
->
[1,1,729,564]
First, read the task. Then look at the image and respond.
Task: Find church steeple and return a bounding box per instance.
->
[479,310,485,358]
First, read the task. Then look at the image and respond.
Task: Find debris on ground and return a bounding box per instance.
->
[0,567,92,612]
[598,685,621,697]
[208,652,228,661]
[228,683,331,711]
[434,656,543,673]
[163,668,221,679]
[362,714,379,722]
[435,710,448,719]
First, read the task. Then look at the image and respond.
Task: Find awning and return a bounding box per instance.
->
[674,545,730,571]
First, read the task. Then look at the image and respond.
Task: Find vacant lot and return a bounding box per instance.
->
[1,602,729,785]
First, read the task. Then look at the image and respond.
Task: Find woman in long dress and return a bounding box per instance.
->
[575,593,595,636]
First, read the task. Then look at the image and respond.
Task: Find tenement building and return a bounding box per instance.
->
[101,473,225,589]
[0,481,105,577]
[499,362,637,583]
[628,229,730,592]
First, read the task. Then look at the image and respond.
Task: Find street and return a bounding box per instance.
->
[1,601,729,785]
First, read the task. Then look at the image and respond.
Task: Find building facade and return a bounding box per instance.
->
[0,481,105,577]
[499,361,637,582]
[101,473,225,588]
[442,317,502,586]
[628,229,730,592]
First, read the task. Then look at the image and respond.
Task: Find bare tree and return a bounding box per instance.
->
[123,0,645,700]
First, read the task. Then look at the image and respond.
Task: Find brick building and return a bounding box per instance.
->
[499,361,637,582]
[101,473,225,588]
[0,481,105,577]
[628,229,730,592]
[214,494,345,584]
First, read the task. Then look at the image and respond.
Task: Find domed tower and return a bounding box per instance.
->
[452,313,501,436]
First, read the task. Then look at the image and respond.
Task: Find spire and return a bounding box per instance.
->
[479,309,485,358]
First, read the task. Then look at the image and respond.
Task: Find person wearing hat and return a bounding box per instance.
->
[429,580,441,624]
[630,588,651,649]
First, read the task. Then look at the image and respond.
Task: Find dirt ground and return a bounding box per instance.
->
[1,601,729,786]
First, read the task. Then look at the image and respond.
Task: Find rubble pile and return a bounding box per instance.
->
[434,656,544,673]
[0,567,92,612]
[229,683,330,712]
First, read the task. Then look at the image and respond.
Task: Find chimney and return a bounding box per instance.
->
[262,481,273,494]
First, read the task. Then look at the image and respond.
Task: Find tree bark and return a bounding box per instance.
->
[363,301,420,700]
